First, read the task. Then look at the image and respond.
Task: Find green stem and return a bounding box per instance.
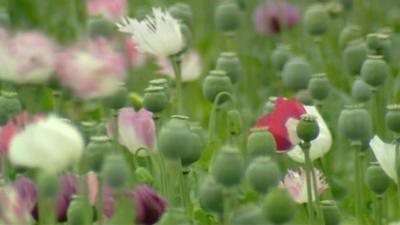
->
[353,143,362,225]
[395,140,400,220]
[301,142,315,225]
[223,188,232,225]
[310,161,324,225]
[358,151,366,222]
[52,90,61,114]
[376,195,383,225]
[181,169,192,222]
[170,55,183,114]
[97,176,104,225]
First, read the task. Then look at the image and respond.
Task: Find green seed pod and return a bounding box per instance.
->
[212,145,245,187]
[216,52,241,84]
[388,9,400,32]
[231,205,265,225]
[180,23,192,51]
[67,196,93,225]
[143,86,169,113]
[149,78,170,99]
[366,33,392,61]
[366,33,381,52]
[245,157,281,193]
[321,200,341,225]
[85,136,113,172]
[227,109,242,135]
[338,25,362,49]
[263,188,295,225]
[88,16,115,38]
[104,83,128,110]
[37,172,59,198]
[295,90,314,106]
[214,0,240,32]
[101,154,131,190]
[342,39,368,76]
[303,4,331,36]
[296,115,320,142]
[199,177,224,213]
[247,128,277,157]
[386,104,400,133]
[351,78,372,103]
[308,73,331,101]
[181,130,203,167]
[282,57,312,92]
[360,55,388,87]
[0,91,22,125]
[202,70,233,103]
[341,0,353,11]
[326,1,343,18]
[271,44,292,72]
[169,2,193,28]
[158,115,192,159]
[338,104,373,142]
[134,167,154,185]
[80,120,98,144]
[365,162,390,195]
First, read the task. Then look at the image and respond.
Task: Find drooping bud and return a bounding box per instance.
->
[143,86,169,113]
[203,70,233,103]
[308,73,331,101]
[215,0,240,33]
[351,78,372,103]
[101,154,131,190]
[321,200,341,225]
[297,114,320,142]
[338,25,362,49]
[338,104,373,143]
[360,55,388,87]
[128,92,143,109]
[216,52,241,84]
[0,91,22,125]
[342,39,368,76]
[365,162,390,195]
[212,145,245,187]
[247,128,277,157]
[231,205,265,225]
[386,104,400,133]
[199,177,224,213]
[303,4,330,36]
[84,136,113,172]
[282,57,312,92]
[169,2,193,28]
[245,157,281,193]
[271,44,292,72]
[263,188,295,225]
[67,196,93,225]
[227,109,242,135]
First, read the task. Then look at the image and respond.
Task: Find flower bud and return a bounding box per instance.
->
[246,157,281,193]
[338,25,362,49]
[104,84,128,110]
[37,172,59,198]
[203,70,233,103]
[216,52,241,84]
[338,104,373,143]
[303,4,330,36]
[212,145,245,187]
[227,109,242,135]
[231,205,265,225]
[365,162,390,195]
[134,167,154,185]
[247,128,277,157]
[67,196,93,225]
[169,2,193,28]
[271,44,292,72]
[386,104,400,133]
[308,73,331,101]
[297,114,320,142]
[261,96,278,114]
[215,0,240,33]
[129,92,143,109]
[321,200,341,225]
[149,78,170,99]
[263,188,295,224]
[101,154,131,190]
[85,136,113,172]
[351,78,372,102]
[342,39,368,76]
[295,90,314,106]
[88,16,115,38]
[360,55,388,87]
[282,57,312,92]
[199,177,224,213]
[143,86,169,113]
[0,91,22,125]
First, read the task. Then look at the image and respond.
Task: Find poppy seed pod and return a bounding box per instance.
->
[245,157,281,193]
[308,73,331,101]
[105,84,128,110]
[231,205,265,225]
[216,52,241,84]
[199,177,224,213]
[271,45,292,72]
[169,2,193,28]
[282,57,312,92]
[295,90,314,106]
[67,196,93,225]
[181,129,203,167]
[343,39,368,76]
[247,128,277,157]
[366,33,392,61]
[85,136,113,172]
[215,0,240,32]
[212,145,245,187]
[338,25,362,49]
[227,109,242,135]
[338,104,373,143]
[263,188,295,225]
[158,115,193,159]
[0,91,22,125]
[149,78,170,99]
[351,78,372,102]
[88,16,115,38]
[360,55,388,87]
[389,9,400,32]
[203,70,233,103]
[297,114,320,142]
[365,162,390,195]
[386,104,400,133]
[101,154,131,190]
[303,4,330,36]
[262,96,278,114]
[143,86,169,113]
[321,200,341,225]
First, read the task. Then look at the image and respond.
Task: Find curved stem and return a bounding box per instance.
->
[170,55,183,114]
[301,142,315,225]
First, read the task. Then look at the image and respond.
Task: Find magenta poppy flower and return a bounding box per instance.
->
[253,1,299,34]
[256,97,306,151]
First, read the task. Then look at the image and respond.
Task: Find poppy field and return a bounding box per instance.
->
[1,0,400,225]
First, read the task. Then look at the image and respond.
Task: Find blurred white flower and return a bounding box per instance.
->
[0,186,33,225]
[116,8,185,57]
[280,167,328,204]
[370,135,397,183]
[9,116,85,173]
[157,50,202,82]
[287,105,332,163]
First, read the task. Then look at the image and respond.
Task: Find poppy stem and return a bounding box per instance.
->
[376,195,383,225]
[97,176,104,225]
[301,142,315,225]
[352,142,362,225]
[395,140,400,220]
[170,54,184,115]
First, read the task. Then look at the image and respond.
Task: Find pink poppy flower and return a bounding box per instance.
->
[125,38,146,67]
[253,1,299,34]
[87,0,126,21]
[0,185,33,225]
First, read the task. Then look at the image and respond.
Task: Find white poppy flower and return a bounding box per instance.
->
[369,135,397,183]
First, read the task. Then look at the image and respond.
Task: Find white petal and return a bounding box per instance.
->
[370,135,397,183]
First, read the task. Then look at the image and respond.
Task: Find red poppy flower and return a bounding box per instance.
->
[256,97,306,152]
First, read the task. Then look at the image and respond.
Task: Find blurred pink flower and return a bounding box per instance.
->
[280,167,328,204]
[87,0,126,21]
[157,50,202,82]
[56,38,126,99]
[253,1,299,34]
[0,185,33,225]
[126,38,146,67]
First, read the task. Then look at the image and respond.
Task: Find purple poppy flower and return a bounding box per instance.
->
[131,185,167,225]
